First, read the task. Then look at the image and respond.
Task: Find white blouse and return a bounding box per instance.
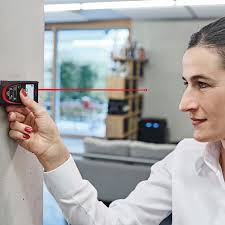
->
[44,138,225,225]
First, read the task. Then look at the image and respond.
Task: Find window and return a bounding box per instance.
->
[44,27,129,137]
[44,31,54,117]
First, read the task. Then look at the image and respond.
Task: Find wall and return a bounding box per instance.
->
[132,19,213,142]
[0,1,44,224]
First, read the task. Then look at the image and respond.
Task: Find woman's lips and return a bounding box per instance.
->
[191,118,207,125]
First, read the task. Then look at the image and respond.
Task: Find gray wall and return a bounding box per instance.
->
[132,19,213,143]
[0,1,44,224]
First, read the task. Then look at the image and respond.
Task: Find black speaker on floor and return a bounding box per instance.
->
[138,118,168,143]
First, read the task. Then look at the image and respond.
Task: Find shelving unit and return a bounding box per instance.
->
[106,57,147,140]
[112,56,148,78]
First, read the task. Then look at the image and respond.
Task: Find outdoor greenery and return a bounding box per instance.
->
[60,61,98,101]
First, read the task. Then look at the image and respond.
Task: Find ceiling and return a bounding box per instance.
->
[44,0,225,23]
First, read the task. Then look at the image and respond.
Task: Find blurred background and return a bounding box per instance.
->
[43,1,225,225]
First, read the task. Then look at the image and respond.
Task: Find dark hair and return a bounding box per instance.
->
[188,17,225,68]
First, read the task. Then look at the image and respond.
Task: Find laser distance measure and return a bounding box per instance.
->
[0,80,38,105]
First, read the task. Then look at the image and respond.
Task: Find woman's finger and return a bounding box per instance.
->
[6,105,31,115]
[9,121,33,135]
[9,129,30,141]
[20,89,47,117]
[8,112,26,123]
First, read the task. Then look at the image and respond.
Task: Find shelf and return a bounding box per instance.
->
[106,112,140,119]
[106,52,147,140]
[110,57,148,78]
[106,115,139,139]
[107,93,143,100]
[108,75,140,80]
[106,76,143,100]
[126,128,138,136]
[112,56,148,64]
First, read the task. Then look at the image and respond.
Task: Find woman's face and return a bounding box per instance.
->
[179,46,225,142]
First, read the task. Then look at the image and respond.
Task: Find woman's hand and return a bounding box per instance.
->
[6,89,70,171]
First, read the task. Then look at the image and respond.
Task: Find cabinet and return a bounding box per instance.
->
[106,58,147,139]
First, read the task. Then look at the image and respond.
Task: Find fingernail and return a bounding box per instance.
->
[23,134,30,139]
[24,127,32,133]
[21,88,27,97]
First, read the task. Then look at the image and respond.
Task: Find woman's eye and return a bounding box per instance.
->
[198,81,209,88]
[183,81,188,86]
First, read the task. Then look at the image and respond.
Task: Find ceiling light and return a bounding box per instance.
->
[44,0,225,13]
[44,3,81,13]
[81,0,175,10]
[176,0,225,6]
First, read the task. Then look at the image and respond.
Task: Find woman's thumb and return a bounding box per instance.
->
[19,88,44,116]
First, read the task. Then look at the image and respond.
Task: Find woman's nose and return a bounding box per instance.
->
[179,90,199,112]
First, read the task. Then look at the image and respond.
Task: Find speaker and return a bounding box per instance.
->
[138,118,168,143]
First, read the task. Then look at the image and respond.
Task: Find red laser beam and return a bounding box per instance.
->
[38,88,149,92]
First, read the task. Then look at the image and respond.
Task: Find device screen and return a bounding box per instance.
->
[25,84,34,99]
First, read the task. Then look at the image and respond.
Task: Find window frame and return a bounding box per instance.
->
[45,20,131,139]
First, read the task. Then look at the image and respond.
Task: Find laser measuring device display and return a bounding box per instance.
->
[0,81,38,105]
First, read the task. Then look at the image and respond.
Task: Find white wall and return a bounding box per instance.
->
[0,1,44,224]
[132,19,213,142]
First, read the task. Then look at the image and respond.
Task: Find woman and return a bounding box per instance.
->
[6,17,225,225]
